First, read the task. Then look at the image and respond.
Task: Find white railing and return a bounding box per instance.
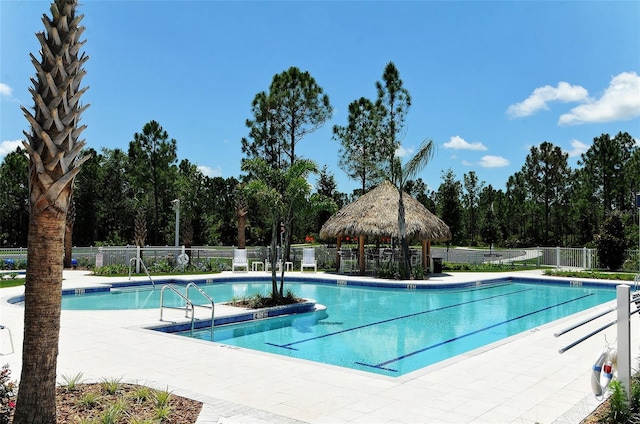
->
[555,284,635,400]
[1,245,639,272]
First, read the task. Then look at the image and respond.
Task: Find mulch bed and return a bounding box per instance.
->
[9,383,202,423]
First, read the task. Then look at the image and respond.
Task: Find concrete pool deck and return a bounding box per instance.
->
[1,270,638,423]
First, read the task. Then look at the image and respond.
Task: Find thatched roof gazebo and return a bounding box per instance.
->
[320,180,451,275]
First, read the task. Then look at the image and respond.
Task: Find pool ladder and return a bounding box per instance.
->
[128,258,155,289]
[633,274,640,307]
[159,282,214,339]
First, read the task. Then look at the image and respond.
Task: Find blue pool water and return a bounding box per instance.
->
[50,277,616,377]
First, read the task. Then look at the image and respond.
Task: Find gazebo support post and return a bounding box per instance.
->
[336,236,342,273]
[359,235,365,276]
[422,240,430,273]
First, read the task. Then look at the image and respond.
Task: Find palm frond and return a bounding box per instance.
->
[403,139,435,184]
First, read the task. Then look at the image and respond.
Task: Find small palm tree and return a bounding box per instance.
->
[243,157,316,298]
[14,0,90,422]
[235,189,248,248]
[134,208,147,247]
[386,140,435,278]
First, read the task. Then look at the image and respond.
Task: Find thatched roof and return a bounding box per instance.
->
[319,180,451,242]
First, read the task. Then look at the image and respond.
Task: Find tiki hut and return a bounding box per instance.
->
[320,180,451,275]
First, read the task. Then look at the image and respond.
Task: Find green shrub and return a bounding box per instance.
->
[595,212,627,271]
[228,289,300,308]
[148,259,174,274]
[544,270,635,280]
[78,392,101,408]
[412,264,424,280]
[93,264,129,275]
[631,374,640,411]
[60,372,84,391]
[100,402,125,424]
[154,404,171,421]
[130,386,152,403]
[398,263,410,280]
[603,380,630,423]
[100,377,122,395]
[377,261,398,279]
[154,388,172,408]
[197,258,229,273]
[77,257,93,269]
[442,262,530,272]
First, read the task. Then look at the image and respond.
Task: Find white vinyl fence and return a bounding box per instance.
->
[1,245,639,272]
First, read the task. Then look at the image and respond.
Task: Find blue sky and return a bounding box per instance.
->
[2,1,639,195]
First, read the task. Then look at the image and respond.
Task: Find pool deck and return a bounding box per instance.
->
[1,269,639,423]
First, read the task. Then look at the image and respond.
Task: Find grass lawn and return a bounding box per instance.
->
[0,278,24,289]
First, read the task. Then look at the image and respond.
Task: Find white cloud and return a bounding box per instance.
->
[479,155,510,168]
[0,83,12,97]
[197,165,222,177]
[443,136,487,151]
[461,160,473,166]
[507,81,589,118]
[396,144,414,158]
[566,139,589,158]
[559,72,640,125]
[0,140,23,160]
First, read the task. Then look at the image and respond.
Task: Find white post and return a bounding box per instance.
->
[172,199,180,248]
[637,193,640,272]
[136,245,141,274]
[617,284,631,399]
[556,246,561,269]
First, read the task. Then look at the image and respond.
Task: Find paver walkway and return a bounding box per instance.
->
[1,270,637,423]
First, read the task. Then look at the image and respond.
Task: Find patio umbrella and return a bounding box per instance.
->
[319,180,451,275]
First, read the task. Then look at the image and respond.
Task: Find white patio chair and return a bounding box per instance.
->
[232,248,249,272]
[301,247,317,272]
[0,325,14,355]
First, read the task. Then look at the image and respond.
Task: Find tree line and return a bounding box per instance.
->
[1,69,638,252]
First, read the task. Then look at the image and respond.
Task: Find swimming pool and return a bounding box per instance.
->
[40,276,616,377]
[189,279,616,376]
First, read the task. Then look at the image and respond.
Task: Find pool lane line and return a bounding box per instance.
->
[355,292,594,373]
[264,287,533,351]
[434,282,513,294]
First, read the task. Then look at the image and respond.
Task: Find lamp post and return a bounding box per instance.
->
[172,199,180,247]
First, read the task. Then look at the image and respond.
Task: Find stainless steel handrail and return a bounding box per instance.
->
[186,282,215,340]
[634,274,640,292]
[553,305,617,338]
[556,296,639,353]
[128,257,155,289]
[160,284,196,336]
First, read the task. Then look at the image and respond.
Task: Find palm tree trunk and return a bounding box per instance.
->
[14,0,89,420]
[279,220,290,297]
[398,190,412,278]
[237,211,247,248]
[270,220,278,297]
[64,202,75,268]
[16,210,66,423]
